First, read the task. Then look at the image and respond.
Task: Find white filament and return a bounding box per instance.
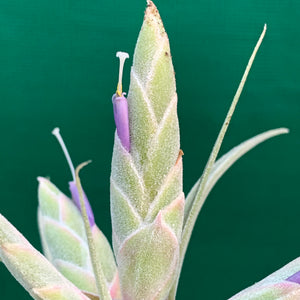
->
[116,51,129,94]
[52,127,76,181]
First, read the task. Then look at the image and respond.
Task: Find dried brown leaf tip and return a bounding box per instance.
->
[176,149,184,165]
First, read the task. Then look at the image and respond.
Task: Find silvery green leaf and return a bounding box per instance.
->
[38,177,119,297]
[184,127,289,225]
[117,207,181,300]
[229,257,300,299]
[110,1,183,299]
[0,213,89,300]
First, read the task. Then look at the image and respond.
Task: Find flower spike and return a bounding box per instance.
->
[52,127,95,226]
[112,51,130,151]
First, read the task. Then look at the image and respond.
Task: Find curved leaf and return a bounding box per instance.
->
[229,257,300,299]
[184,128,289,225]
[38,177,118,297]
[0,213,89,300]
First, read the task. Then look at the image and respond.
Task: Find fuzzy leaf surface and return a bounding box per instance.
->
[0,213,89,300]
[38,177,118,296]
[110,2,183,299]
[229,257,300,299]
[184,128,289,225]
[117,214,179,300]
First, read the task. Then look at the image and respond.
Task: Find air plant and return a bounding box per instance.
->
[0,1,298,299]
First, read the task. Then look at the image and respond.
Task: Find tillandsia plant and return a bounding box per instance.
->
[0,1,299,299]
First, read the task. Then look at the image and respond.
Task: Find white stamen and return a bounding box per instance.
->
[116,51,129,95]
[52,127,76,182]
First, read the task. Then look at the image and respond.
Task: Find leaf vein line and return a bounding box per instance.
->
[42,215,89,252]
[145,93,178,160]
[111,179,143,223]
[145,39,169,92]
[131,69,158,126]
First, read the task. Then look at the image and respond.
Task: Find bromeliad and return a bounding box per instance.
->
[0,1,297,300]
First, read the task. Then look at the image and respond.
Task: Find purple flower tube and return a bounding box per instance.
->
[287,270,300,284]
[112,93,130,151]
[69,180,95,226]
[112,51,130,151]
[52,127,95,227]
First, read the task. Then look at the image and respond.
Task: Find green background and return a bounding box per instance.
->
[0,0,299,299]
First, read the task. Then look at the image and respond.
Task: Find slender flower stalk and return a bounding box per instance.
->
[52,127,95,226]
[75,162,112,300]
[38,129,119,298]
[112,52,130,151]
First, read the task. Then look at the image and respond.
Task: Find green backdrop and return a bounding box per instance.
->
[0,0,299,299]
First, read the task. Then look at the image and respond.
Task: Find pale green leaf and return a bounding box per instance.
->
[160,193,184,240]
[111,3,183,298]
[127,0,179,174]
[38,177,118,296]
[229,257,300,299]
[0,214,89,300]
[142,96,179,201]
[54,259,96,293]
[110,179,141,250]
[168,24,277,300]
[117,214,179,300]
[146,156,183,223]
[111,134,146,217]
[184,128,289,225]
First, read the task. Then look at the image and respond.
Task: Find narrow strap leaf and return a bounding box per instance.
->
[168,24,267,299]
[184,127,289,225]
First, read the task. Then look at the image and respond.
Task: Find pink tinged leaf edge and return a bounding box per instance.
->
[117,211,179,300]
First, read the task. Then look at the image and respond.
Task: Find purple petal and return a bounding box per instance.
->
[69,181,95,227]
[112,93,130,151]
[286,271,300,284]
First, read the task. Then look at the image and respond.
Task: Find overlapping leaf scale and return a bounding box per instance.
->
[128,0,177,169]
[159,193,184,241]
[38,177,118,296]
[54,259,96,293]
[40,217,90,268]
[146,156,183,223]
[131,5,161,91]
[117,214,179,300]
[146,41,176,122]
[111,134,146,217]
[143,96,179,201]
[110,179,141,251]
[0,214,90,300]
[128,70,158,167]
